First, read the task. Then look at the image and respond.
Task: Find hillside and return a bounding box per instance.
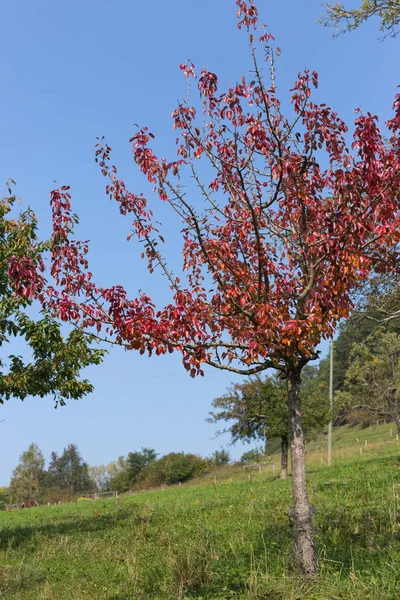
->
[0,423,399,600]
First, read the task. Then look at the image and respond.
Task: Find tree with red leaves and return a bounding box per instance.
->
[11,0,400,576]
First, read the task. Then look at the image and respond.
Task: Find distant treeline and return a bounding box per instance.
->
[0,444,233,509]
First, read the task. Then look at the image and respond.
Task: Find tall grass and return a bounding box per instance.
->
[0,423,399,599]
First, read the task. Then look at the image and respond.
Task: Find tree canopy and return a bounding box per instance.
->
[0,189,105,406]
[319,0,400,37]
[209,371,329,478]
[9,443,44,503]
[337,329,400,432]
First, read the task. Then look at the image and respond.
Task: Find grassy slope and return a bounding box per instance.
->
[0,424,399,600]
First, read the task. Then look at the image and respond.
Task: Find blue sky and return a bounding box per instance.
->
[0,0,398,485]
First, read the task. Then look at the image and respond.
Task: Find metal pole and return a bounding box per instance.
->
[328,340,333,467]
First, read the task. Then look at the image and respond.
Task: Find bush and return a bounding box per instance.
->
[137,452,211,487]
[163,453,198,485]
[240,449,264,463]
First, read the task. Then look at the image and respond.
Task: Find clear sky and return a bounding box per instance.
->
[0,0,398,485]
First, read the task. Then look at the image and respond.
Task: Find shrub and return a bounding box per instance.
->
[163,453,198,485]
[240,449,264,463]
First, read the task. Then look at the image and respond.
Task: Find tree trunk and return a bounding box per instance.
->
[287,369,317,577]
[395,416,400,435]
[280,435,289,480]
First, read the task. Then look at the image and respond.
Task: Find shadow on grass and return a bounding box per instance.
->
[0,505,143,551]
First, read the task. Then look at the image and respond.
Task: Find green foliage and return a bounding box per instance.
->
[209,373,329,449]
[103,456,130,493]
[240,448,264,463]
[136,459,166,489]
[137,452,211,487]
[0,486,10,511]
[317,317,378,394]
[127,447,158,483]
[319,0,400,37]
[108,468,131,494]
[0,189,105,405]
[163,453,209,485]
[46,444,94,496]
[211,448,230,466]
[9,443,45,503]
[87,465,109,491]
[336,330,400,430]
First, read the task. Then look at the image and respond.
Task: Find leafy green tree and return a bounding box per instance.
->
[315,285,400,427]
[88,465,109,491]
[0,189,105,406]
[106,456,130,492]
[136,452,210,488]
[210,372,329,479]
[211,448,230,466]
[126,448,158,483]
[9,443,45,503]
[47,444,93,495]
[108,468,131,494]
[162,453,209,485]
[337,330,400,432]
[319,0,400,37]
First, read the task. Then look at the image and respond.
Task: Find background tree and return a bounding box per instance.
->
[126,447,158,484]
[0,189,105,407]
[25,0,400,576]
[337,330,400,432]
[210,372,329,480]
[46,444,93,496]
[108,468,131,494]
[319,0,400,37]
[107,456,130,493]
[106,456,128,480]
[211,448,231,466]
[9,443,45,503]
[162,453,210,485]
[137,452,210,488]
[88,465,109,491]
[0,486,9,511]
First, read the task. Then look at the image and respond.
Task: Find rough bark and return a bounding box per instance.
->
[280,435,289,480]
[396,416,400,435]
[287,369,317,577]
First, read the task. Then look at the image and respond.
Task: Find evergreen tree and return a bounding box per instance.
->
[46,444,93,495]
[337,330,400,432]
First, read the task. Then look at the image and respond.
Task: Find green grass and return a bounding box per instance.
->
[1,424,400,599]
